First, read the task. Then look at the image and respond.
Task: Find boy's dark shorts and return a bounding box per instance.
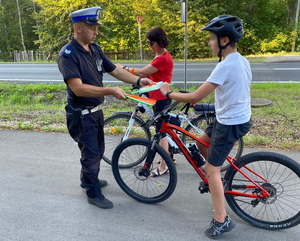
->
[204,119,252,167]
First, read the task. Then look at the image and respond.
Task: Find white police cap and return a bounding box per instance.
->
[69,6,102,25]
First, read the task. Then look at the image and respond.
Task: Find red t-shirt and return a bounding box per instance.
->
[149,51,173,100]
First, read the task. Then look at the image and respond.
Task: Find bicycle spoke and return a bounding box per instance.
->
[277,196,300,207]
[103,114,150,165]
[112,138,177,204]
[276,200,297,217]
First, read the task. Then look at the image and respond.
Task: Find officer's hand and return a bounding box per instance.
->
[112,87,127,100]
[140,78,154,87]
[160,82,171,96]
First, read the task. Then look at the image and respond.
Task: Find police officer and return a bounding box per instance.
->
[58,6,152,209]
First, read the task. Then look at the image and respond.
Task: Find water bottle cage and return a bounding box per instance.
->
[188,144,206,167]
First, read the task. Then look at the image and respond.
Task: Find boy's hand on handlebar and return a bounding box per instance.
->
[140,78,153,87]
[160,82,171,96]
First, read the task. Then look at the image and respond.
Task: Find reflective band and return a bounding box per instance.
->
[81,105,101,115]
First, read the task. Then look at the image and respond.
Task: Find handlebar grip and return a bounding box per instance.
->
[194,103,215,112]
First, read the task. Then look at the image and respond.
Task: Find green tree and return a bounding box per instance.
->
[2,0,298,61]
[0,0,38,60]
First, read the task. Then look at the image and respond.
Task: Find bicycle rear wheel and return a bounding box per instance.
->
[103,113,151,165]
[183,114,243,172]
[224,151,300,230]
[112,138,177,204]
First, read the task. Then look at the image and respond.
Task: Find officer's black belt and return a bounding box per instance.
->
[81,105,101,115]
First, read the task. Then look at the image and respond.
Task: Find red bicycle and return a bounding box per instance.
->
[111,100,300,230]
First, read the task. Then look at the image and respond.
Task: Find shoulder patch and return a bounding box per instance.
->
[64,49,71,54]
[62,45,73,58]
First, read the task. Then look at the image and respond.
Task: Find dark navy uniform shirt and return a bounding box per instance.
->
[58,37,116,107]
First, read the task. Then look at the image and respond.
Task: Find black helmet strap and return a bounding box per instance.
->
[217,36,232,62]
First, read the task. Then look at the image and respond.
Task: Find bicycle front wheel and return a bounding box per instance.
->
[183,114,243,172]
[103,113,151,165]
[112,138,177,204]
[224,151,300,230]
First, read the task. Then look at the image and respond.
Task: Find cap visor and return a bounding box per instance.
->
[83,20,102,25]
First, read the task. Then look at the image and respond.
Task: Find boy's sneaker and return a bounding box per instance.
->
[87,195,113,209]
[205,215,236,239]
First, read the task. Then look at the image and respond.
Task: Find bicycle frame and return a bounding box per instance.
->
[114,101,205,147]
[159,120,270,199]
[113,100,153,141]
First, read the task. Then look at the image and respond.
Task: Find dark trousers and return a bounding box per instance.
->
[79,109,105,185]
[67,109,105,197]
[153,98,172,137]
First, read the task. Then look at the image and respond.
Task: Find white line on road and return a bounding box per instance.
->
[273,68,300,71]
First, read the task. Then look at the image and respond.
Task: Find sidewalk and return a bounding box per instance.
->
[264,54,300,63]
[0,130,299,241]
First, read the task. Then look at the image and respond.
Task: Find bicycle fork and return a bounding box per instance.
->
[123,111,138,141]
[138,134,161,177]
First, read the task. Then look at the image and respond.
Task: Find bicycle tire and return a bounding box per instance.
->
[182,114,243,172]
[112,138,177,204]
[224,151,300,230]
[103,113,151,165]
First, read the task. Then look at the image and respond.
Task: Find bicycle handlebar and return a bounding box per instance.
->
[151,100,181,123]
[130,89,215,127]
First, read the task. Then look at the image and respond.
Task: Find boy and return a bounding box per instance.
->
[160,15,252,239]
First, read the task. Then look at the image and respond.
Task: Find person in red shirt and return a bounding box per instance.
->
[118,26,174,176]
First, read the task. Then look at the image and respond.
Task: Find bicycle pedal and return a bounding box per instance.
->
[198,181,209,194]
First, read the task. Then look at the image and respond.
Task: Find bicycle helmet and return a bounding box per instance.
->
[202,15,244,42]
[202,15,244,61]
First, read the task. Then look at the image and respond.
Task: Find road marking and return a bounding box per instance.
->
[273,68,300,71]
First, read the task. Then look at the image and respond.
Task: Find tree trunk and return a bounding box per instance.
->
[16,0,27,54]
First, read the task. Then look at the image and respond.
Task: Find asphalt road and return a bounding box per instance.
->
[0,130,299,241]
[0,61,299,84]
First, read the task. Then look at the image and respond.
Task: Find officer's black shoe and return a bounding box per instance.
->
[87,195,113,209]
[80,179,108,189]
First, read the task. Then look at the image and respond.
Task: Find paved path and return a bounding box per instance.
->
[0,130,299,241]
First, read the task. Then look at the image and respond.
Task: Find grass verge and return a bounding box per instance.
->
[0,82,299,150]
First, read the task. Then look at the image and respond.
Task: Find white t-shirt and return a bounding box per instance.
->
[206,52,252,125]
